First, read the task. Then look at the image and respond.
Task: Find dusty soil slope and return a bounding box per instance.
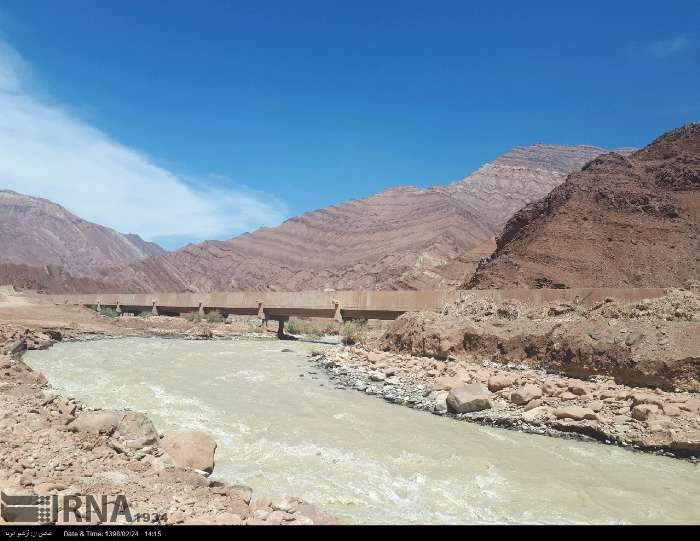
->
[0,190,164,276]
[99,145,627,292]
[467,123,700,289]
[0,263,124,294]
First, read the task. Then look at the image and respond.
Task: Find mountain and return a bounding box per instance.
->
[466,123,700,289]
[98,144,630,292]
[0,262,123,294]
[0,190,165,277]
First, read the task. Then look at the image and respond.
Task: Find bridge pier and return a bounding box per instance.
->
[115,301,122,315]
[276,316,290,339]
[333,300,343,323]
[277,318,285,338]
[151,300,158,316]
[95,299,102,313]
[198,302,205,317]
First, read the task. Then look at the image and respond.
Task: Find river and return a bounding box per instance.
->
[23,337,700,524]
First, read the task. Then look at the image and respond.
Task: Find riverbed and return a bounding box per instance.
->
[24,337,700,524]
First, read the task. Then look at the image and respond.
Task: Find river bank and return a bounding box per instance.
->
[314,346,700,459]
[0,296,338,525]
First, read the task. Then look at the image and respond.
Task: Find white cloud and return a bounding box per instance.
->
[647,35,691,59]
[0,38,287,249]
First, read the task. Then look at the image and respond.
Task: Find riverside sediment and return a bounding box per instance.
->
[318,348,699,458]
[0,310,337,525]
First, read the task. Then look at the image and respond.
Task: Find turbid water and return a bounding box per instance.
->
[24,337,700,525]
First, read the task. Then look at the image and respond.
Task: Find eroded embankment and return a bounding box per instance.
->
[382,290,700,391]
[0,320,337,525]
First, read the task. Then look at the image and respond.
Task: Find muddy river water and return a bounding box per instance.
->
[24,337,700,524]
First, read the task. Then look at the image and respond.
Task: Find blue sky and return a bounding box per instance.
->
[0,0,698,249]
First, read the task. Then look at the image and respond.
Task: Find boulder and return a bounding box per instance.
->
[522,406,550,423]
[69,411,123,436]
[670,430,700,453]
[631,404,659,421]
[369,371,386,382]
[161,431,217,474]
[433,376,464,391]
[554,406,598,421]
[510,384,543,405]
[523,398,544,411]
[69,410,158,449]
[568,383,589,396]
[541,380,562,397]
[630,392,664,408]
[487,374,517,392]
[446,383,493,413]
[434,390,449,412]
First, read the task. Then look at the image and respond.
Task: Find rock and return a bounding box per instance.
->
[568,382,589,396]
[522,406,550,423]
[114,411,160,449]
[367,352,385,364]
[69,410,158,448]
[625,332,643,347]
[369,371,386,382]
[630,392,664,408]
[487,374,517,392]
[523,398,544,411]
[670,430,700,453]
[68,411,122,436]
[510,383,543,405]
[559,392,577,401]
[588,400,604,412]
[446,383,493,413]
[433,376,464,391]
[662,403,681,417]
[161,431,217,474]
[286,515,314,525]
[554,406,598,421]
[434,390,449,412]
[631,404,659,421]
[265,510,288,525]
[542,380,562,396]
[214,512,243,525]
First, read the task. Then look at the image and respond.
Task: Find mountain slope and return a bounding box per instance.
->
[0,190,165,276]
[467,123,700,289]
[99,144,628,292]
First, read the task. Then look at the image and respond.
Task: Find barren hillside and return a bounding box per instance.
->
[99,144,625,292]
[467,123,700,289]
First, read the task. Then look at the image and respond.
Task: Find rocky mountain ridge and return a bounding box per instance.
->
[98,144,628,292]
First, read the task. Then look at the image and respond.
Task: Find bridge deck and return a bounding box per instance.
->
[49,288,671,321]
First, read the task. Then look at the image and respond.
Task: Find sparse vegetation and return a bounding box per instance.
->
[182,310,225,323]
[340,319,368,345]
[98,307,120,318]
[139,310,152,318]
[205,310,224,323]
[286,317,339,337]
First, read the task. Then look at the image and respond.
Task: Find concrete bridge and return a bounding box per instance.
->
[49,288,672,336]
